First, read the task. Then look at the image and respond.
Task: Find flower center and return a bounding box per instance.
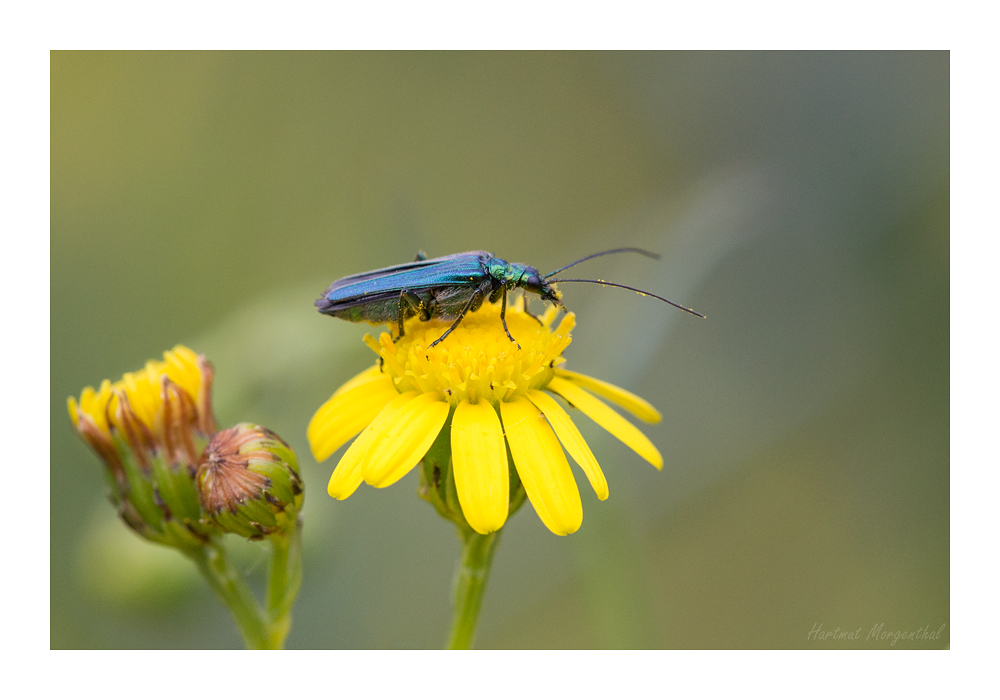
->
[366,296,574,405]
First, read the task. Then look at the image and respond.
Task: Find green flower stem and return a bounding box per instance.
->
[187,529,303,650]
[265,522,303,649]
[188,541,271,649]
[447,526,502,650]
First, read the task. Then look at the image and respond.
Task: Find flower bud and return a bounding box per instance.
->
[196,423,303,539]
[68,346,218,549]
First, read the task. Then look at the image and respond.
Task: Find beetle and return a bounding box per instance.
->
[315,248,703,348]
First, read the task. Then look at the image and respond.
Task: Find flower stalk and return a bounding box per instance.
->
[69,346,305,649]
[265,523,304,647]
[448,527,502,650]
[419,408,526,648]
[185,522,302,650]
[188,540,271,649]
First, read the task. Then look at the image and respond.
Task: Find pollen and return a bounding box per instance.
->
[368,297,575,406]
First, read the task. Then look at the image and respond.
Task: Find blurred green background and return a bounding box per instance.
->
[51,52,948,649]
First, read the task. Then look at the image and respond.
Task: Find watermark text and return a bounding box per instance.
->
[808,622,946,646]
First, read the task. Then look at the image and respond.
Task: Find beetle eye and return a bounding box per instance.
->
[525,274,543,292]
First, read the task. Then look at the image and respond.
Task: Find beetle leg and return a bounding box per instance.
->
[414,250,427,262]
[395,289,424,341]
[522,294,543,325]
[429,289,484,348]
[499,283,521,349]
[419,290,436,321]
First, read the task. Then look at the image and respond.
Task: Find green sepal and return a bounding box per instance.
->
[112,433,164,534]
[160,517,209,550]
[505,441,528,518]
[149,453,202,524]
[106,432,219,548]
[240,499,280,529]
[419,409,458,522]
[443,452,468,529]
[265,441,299,475]
[214,510,267,540]
[251,462,295,504]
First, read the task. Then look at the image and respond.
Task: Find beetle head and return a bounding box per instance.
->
[522,268,563,308]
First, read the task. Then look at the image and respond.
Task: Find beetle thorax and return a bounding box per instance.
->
[486,258,524,285]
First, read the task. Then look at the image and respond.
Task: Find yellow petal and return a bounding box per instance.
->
[67,396,81,427]
[334,364,389,398]
[86,381,112,433]
[500,396,582,536]
[364,392,451,488]
[308,375,398,461]
[327,391,420,499]
[527,390,608,501]
[121,371,155,429]
[163,345,201,399]
[452,400,509,534]
[547,377,663,469]
[326,430,371,499]
[554,368,661,423]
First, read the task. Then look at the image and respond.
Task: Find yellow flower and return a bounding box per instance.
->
[68,345,220,546]
[308,299,663,536]
[68,345,216,465]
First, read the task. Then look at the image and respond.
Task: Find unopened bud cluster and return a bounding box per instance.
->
[68,346,302,548]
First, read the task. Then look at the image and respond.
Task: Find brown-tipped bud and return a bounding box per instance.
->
[113,391,156,472]
[68,346,221,549]
[196,356,217,435]
[196,424,303,540]
[160,375,200,468]
[68,404,126,487]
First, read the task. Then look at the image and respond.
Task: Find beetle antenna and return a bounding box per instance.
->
[546,278,705,318]
[544,248,660,278]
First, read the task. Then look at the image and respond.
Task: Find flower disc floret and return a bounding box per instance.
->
[370,298,572,405]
